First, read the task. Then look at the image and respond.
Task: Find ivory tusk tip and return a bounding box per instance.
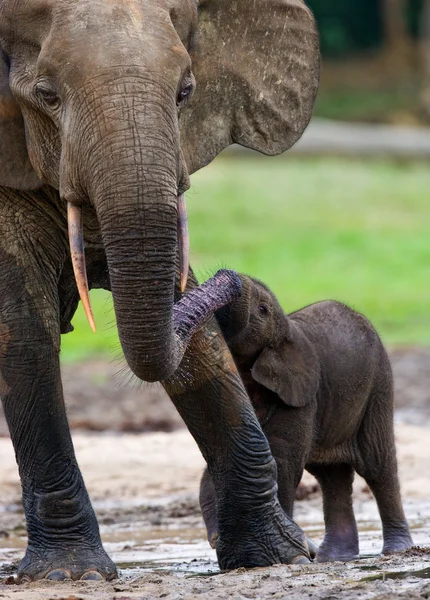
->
[83,304,97,333]
[67,199,96,333]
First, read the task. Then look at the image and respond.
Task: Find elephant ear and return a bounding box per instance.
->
[0,48,41,189]
[180,0,320,174]
[251,322,319,408]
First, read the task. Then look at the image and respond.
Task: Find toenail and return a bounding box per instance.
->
[45,569,72,581]
[80,570,104,581]
[291,555,311,565]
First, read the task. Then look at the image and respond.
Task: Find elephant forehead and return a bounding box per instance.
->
[2,0,195,54]
[52,0,196,41]
[37,0,191,78]
[0,0,52,43]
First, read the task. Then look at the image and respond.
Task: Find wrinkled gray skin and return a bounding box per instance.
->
[0,0,320,582]
[200,274,414,562]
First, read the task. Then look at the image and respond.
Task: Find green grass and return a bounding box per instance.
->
[314,87,420,123]
[62,156,430,362]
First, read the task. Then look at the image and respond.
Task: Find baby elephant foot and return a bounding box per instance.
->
[382,521,413,555]
[216,499,312,570]
[317,544,359,563]
[16,546,117,583]
[316,528,359,563]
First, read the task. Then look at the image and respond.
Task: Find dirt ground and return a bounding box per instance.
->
[0,348,429,599]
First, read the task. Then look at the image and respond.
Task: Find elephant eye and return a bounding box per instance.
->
[35,83,60,109]
[177,76,195,109]
[258,305,268,316]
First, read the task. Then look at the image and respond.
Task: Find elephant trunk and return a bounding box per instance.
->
[94,176,242,381]
[70,83,241,381]
[96,184,177,381]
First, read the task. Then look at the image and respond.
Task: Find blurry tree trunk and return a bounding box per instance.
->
[380,0,414,71]
[420,0,430,118]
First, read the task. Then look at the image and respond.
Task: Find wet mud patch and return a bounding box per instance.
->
[0,485,429,599]
[0,348,429,598]
[1,553,430,600]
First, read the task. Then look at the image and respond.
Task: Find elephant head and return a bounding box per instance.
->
[0,0,319,381]
[217,274,320,407]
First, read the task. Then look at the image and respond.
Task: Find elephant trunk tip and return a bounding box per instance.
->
[212,269,243,302]
[173,269,242,341]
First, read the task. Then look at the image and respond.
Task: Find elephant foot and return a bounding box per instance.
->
[216,500,312,570]
[306,536,318,560]
[382,521,413,555]
[16,545,117,582]
[316,547,359,563]
[316,524,359,563]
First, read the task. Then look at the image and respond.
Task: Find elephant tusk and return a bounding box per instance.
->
[67,202,96,333]
[177,193,189,293]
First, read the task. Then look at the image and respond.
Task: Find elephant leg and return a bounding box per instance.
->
[263,407,314,519]
[354,400,413,554]
[163,316,311,569]
[358,471,413,555]
[273,454,318,560]
[265,413,317,559]
[306,463,359,562]
[359,475,412,554]
[199,467,218,548]
[274,455,303,517]
[199,432,317,559]
[0,208,116,581]
[198,427,307,550]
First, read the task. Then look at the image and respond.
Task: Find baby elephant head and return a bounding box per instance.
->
[216,275,286,358]
[216,274,319,408]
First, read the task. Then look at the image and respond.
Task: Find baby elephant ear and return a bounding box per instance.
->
[251,324,319,408]
[0,49,41,189]
[180,0,320,174]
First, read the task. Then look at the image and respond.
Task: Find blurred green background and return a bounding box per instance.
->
[63,157,430,361]
[62,1,430,361]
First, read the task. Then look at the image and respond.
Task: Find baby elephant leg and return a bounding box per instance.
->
[199,467,218,548]
[360,471,413,555]
[355,446,413,554]
[355,384,413,554]
[307,463,359,562]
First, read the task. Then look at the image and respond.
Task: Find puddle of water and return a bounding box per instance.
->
[361,567,430,582]
[104,528,218,578]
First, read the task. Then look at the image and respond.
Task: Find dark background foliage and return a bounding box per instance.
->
[309,0,423,56]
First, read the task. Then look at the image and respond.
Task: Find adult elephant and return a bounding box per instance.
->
[0,0,319,582]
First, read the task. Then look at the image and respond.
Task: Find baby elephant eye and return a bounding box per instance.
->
[258,305,268,316]
[35,83,60,108]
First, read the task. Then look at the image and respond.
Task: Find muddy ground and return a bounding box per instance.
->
[0,348,429,599]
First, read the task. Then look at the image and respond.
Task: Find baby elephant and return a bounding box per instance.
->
[200,274,413,562]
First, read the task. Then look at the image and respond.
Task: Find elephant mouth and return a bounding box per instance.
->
[66,192,190,332]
